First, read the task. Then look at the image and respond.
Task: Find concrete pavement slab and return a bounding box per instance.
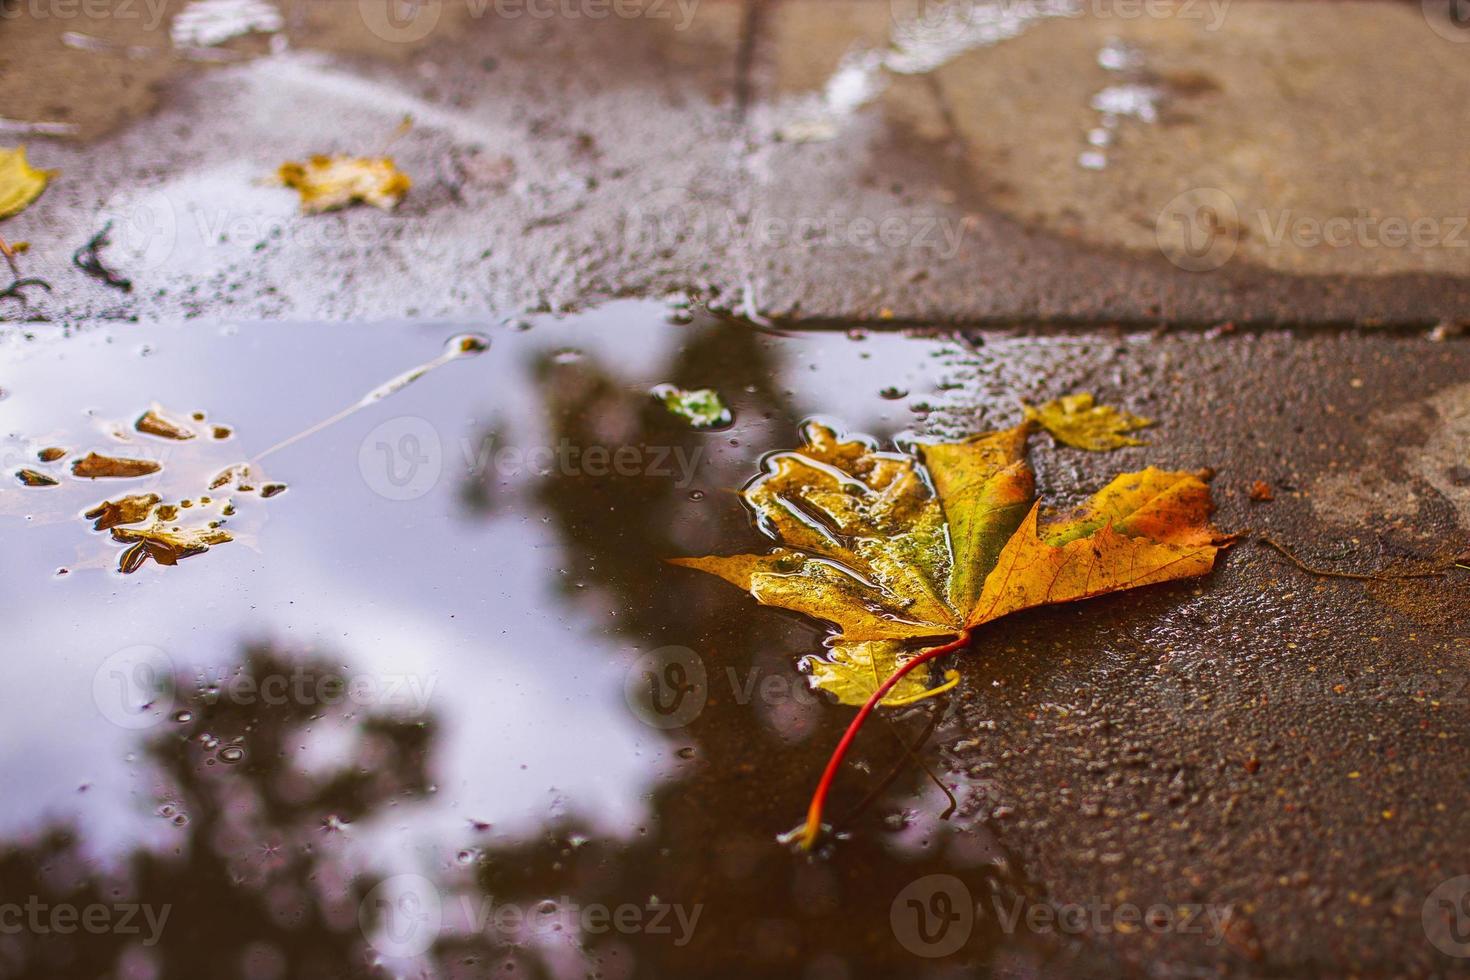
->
[1,0,1467,324]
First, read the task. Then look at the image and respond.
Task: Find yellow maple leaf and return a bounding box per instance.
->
[275,155,411,214]
[1024,392,1152,450]
[0,146,55,221]
[806,639,961,708]
[669,421,1228,847]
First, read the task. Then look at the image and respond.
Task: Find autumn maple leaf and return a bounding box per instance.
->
[670,413,1229,848]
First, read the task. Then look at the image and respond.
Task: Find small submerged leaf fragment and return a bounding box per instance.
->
[210,463,251,490]
[0,146,54,220]
[71,453,161,479]
[14,402,276,575]
[1023,393,1152,451]
[653,385,732,429]
[275,155,411,214]
[111,521,232,574]
[16,468,58,487]
[136,408,197,440]
[85,493,161,531]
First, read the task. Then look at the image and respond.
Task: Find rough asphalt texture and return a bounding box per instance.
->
[913,329,1470,977]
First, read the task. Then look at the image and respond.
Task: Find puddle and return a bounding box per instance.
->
[0,302,1069,976]
[774,0,1079,143]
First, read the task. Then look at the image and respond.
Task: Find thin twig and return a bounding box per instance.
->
[0,234,53,307]
[0,234,20,279]
[890,714,959,820]
[0,277,50,305]
[73,222,133,292]
[1256,536,1445,581]
[836,711,953,833]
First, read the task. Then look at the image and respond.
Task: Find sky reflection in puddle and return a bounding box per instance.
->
[0,302,1051,976]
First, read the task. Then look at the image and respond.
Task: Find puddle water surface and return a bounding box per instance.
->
[0,304,1104,977]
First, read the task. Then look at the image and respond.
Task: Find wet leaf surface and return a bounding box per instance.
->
[15,468,58,487]
[136,407,198,440]
[653,384,732,429]
[112,519,233,573]
[1023,392,1152,450]
[84,493,163,531]
[71,452,162,478]
[9,404,271,572]
[674,414,1229,846]
[275,155,411,214]
[674,422,1227,707]
[0,145,53,220]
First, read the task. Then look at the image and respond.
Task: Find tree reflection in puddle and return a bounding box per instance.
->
[0,305,1053,978]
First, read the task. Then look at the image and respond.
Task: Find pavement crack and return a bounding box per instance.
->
[733,0,769,124]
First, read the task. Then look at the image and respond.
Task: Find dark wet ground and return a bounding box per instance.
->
[0,302,1466,978]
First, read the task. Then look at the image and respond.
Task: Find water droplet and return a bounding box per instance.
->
[218,745,246,765]
[447,333,490,357]
[172,709,193,723]
[687,490,705,501]
[879,386,907,400]
[676,746,696,760]
[551,348,582,364]
[456,848,479,864]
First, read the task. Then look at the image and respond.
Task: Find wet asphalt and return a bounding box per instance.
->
[1,1,1469,977]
